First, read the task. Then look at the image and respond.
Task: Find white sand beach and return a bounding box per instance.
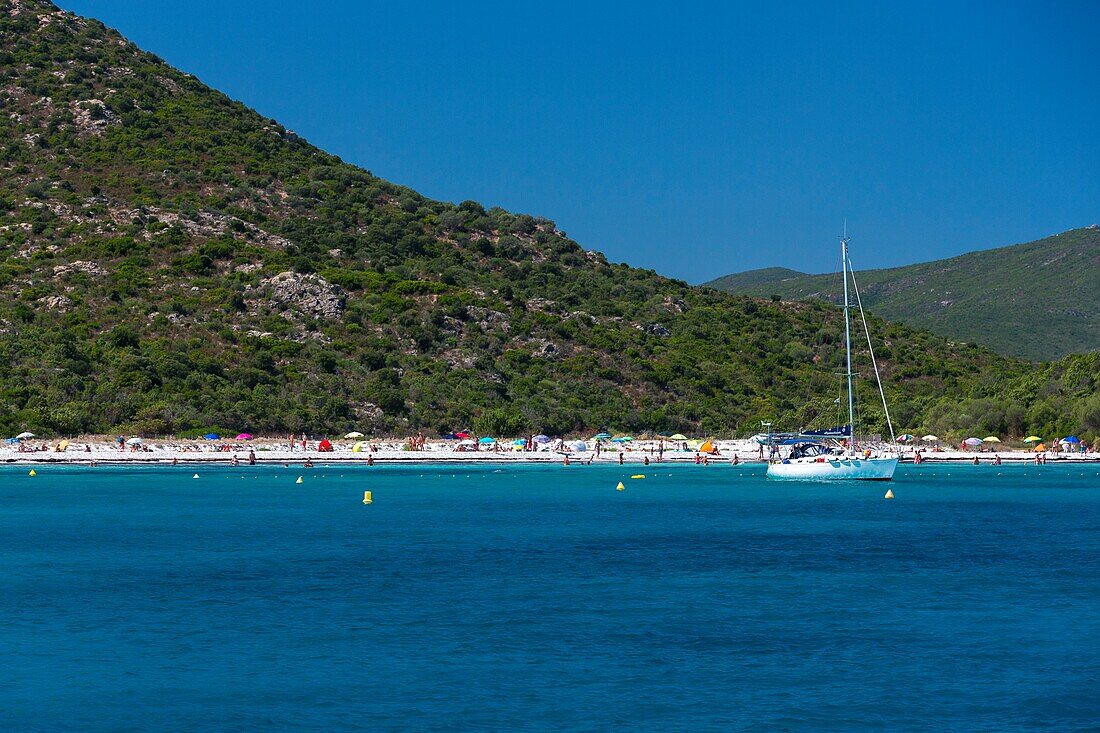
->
[4,437,1097,466]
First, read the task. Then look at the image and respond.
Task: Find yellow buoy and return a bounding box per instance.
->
[616,481,625,491]
[296,476,304,484]
[28,469,36,476]
[884,489,894,499]
[631,474,645,479]
[362,490,372,505]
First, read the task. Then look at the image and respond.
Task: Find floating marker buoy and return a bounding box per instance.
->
[296,476,304,484]
[884,489,894,499]
[193,474,199,479]
[28,469,36,476]
[363,491,372,505]
[631,474,645,479]
[616,481,625,491]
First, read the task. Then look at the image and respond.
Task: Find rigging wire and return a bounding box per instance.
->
[848,261,898,449]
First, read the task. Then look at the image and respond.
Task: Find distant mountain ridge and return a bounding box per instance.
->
[703,227,1100,361]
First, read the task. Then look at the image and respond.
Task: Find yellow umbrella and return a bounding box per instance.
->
[983,436,1001,443]
[1033,443,1046,452]
[352,441,367,453]
[1023,436,1042,443]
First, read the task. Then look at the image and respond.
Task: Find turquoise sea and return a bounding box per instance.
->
[1,462,1098,731]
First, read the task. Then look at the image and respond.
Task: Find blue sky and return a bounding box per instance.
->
[58,1,1099,283]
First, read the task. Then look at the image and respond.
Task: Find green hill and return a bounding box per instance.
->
[0,0,1097,444]
[703,228,1100,361]
[704,267,806,292]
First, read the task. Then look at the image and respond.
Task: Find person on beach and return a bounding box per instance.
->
[231,454,239,467]
[730,454,739,466]
[973,456,979,465]
[563,454,570,466]
[618,451,624,465]
[248,449,256,465]
[994,454,1001,465]
[367,454,374,466]
[304,458,313,468]
[643,455,650,465]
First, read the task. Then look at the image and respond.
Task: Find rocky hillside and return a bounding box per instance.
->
[1,0,1096,442]
[704,227,1100,361]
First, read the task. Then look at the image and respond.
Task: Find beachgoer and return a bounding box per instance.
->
[248,449,256,465]
[367,454,374,466]
[973,456,979,465]
[304,458,313,468]
[618,451,624,465]
[563,455,570,466]
[643,456,649,465]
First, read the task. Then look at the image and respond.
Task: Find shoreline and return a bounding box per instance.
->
[4,447,1097,466]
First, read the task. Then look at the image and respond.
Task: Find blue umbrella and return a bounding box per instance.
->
[478,436,497,444]
[203,433,221,440]
[1060,436,1081,444]
[5,437,19,444]
[593,432,611,439]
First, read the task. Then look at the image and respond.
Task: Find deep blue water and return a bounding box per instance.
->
[1,461,1098,732]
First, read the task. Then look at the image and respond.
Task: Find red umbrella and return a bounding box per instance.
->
[455,432,471,439]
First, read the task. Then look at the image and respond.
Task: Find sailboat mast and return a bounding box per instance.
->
[841,235,855,447]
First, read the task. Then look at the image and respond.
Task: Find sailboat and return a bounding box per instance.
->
[766,233,899,481]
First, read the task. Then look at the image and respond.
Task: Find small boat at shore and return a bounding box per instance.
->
[766,233,899,481]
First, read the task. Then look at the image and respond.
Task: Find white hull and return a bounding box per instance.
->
[766,456,898,481]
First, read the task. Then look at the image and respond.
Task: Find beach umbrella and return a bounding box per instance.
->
[235,433,253,441]
[572,441,587,452]
[983,436,1001,443]
[440,433,458,440]
[455,432,471,439]
[16,431,34,440]
[57,439,69,451]
[1033,443,1046,452]
[478,436,497,444]
[1023,436,1042,443]
[5,437,20,444]
[921,435,939,442]
[533,434,551,444]
[617,436,634,442]
[458,439,476,446]
[345,431,365,439]
[593,432,611,440]
[963,437,983,446]
[203,433,220,440]
[669,433,689,441]
[513,439,527,446]
[352,441,367,453]
[125,437,142,445]
[1060,436,1081,444]
[896,434,915,443]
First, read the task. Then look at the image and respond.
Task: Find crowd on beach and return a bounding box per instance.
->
[3,432,1098,465]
